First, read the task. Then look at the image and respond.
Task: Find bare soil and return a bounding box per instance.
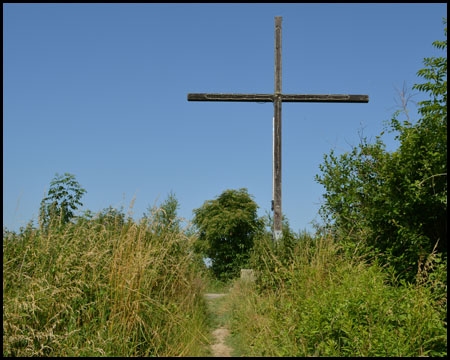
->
[204,293,233,357]
[204,293,227,300]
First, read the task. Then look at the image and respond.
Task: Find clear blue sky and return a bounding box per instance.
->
[3,3,447,234]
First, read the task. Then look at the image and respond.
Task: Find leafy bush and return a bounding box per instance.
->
[192,188,264,281]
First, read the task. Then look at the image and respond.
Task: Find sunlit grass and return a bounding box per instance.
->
[225,233,447,357]
[3,207,210,357]
[4,207,446,357]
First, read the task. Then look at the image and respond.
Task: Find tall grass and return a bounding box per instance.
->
[4,208,446,356]
[225,233,447,357]
[3,209,210,356]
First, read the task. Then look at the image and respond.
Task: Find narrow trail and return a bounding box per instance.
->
[204,293,233,357]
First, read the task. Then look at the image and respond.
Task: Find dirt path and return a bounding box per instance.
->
[204,293,233,357]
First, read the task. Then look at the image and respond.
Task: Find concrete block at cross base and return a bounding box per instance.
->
[240,269,256,282]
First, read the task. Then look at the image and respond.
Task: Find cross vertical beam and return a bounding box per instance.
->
[273,16,283,240]
[187,16,368,242]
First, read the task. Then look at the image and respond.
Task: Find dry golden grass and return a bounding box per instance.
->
[3,208,210,356]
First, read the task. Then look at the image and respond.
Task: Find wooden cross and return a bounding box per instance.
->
[188,16,368,241]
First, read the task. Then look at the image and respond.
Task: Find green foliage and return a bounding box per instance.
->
[192,188,264,281]
[39,173,87,231]
[228,235,447,357]
[315,21,447,281]
[413,18,447,120]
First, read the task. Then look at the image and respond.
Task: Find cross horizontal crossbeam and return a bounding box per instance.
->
[187,93,369,103]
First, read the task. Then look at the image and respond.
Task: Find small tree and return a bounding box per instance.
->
[192,188,264,281]
[39,173,87,231]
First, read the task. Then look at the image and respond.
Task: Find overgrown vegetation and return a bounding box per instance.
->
[225,232,446,356]
[3,200,210,356]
